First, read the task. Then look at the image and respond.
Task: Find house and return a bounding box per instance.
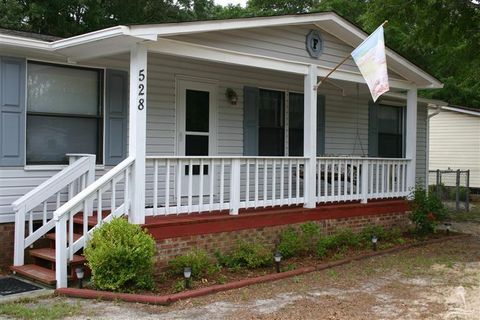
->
[0,12,444,288]
[429,105,480,190]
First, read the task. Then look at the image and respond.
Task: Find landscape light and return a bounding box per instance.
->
[274,252,282,273]
[184,267,192,289]
[444,223,452,235]
[75,266,85,289]
[371,235,378,251]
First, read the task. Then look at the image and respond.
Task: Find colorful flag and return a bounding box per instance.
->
[351,26,389,102]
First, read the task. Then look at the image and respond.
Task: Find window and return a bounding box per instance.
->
[258,89,285,156]
[26,62,103,165]
[378,105,403,158]
[288,93,304,156]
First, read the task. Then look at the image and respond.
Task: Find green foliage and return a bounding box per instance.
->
[84,218,156,292]
[168,249,219,279]
[278,223,321,258]
[316,228,361,258]
[360,225,386,243]
[216,241,272,269]
[410,185,447,235]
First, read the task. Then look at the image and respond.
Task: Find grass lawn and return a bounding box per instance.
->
[0,296,81,320]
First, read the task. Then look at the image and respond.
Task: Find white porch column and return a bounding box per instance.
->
[406,88,418,192]
[304,65,318,208]
[128,44,148,224]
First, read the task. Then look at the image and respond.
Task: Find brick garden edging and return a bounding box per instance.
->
[55,234,470,305]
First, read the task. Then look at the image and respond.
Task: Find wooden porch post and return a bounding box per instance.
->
[128,44,148,224]
[406,88,417,193]
[304,65,318,208]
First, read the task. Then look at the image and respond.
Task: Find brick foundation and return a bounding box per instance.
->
[155,211,409,270]
[0,223,14,271]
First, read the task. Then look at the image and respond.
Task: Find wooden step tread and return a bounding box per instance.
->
[30,248,86,264]
[45,232,82,242]
[10,264,56,285]
[73,214,106,227]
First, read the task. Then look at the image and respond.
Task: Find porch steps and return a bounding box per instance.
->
[29,248,86,265]
[45,232,82,242]
[11,214,95,287]
[10,265,57,286]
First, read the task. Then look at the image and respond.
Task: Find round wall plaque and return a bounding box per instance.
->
[306,30,323,59]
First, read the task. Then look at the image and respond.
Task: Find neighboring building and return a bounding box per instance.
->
[429,105,480,190]
[0,12,443,287]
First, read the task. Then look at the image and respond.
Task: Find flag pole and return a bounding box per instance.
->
[314,20,388,90]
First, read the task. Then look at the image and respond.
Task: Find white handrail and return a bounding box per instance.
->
[53,157,135,221]
[13,154,96,266]
[55,156,135,289]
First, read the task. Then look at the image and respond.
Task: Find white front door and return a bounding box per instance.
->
[176,78,217,196]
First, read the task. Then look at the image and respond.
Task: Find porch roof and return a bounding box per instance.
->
[0,12,442,90]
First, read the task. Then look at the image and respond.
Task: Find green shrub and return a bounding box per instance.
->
[278,223,321,258]
[360,225,386,244]
[448,186,469,201]
[217,241,272,269]
[84,218,156,292]
[277,227,304,258]
[168,249,219,279]
[316,228,361,258]
[410,184,447,235]
[299,222,321,253]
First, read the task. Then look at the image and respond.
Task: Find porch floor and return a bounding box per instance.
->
[143,199,409,240]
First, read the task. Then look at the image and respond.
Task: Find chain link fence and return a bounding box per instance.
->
[428,169,470,212]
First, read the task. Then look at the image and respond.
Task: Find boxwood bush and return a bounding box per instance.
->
[84,217,156,292]
[168,249,219,279]
[216,241,272,269]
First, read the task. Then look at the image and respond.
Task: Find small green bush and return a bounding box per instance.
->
[168,249,219,279]
[277,228,304,258]
[84,218,156,292]
[217,241,272,269]
[316,228,361,258]
[410,185,447,235]
[278,223,321,258]
[360,225,386,244]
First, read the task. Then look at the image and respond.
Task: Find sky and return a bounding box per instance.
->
[214,0,248,6]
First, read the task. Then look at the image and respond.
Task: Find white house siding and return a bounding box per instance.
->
[0,51,427,219]
[429,110,480,188]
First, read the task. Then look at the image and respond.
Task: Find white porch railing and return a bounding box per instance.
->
[315,157,410,203]
[53,156,134,288]
[146,156,410,216]
[12,154,96,266]
[146,156,306,216]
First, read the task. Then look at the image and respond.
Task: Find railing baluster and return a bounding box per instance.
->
[209,159,215,211]
[28,211,33,236]
[165,160,170,214]
[220,159,225,208]
[324,160,329,202]
[43,201,47,225]
[97,190,102,226]
[263,159,268,207]
[245,159,250,208]
[343,160,348,201]
[272,159,276,205]
[153,159,158,216]
[176,159,182,215]
[111,180,116,213]
[386,161,391,195]
[199,159,204,212]
[124,166,130,214]
[296,159,300,202]
[280,159,285,205]
[83,200,88,241]
[188,160,193,213]
[56,192,61,209]
[255,160,259,208]
[288,160,292,205]
[68,211,73,260]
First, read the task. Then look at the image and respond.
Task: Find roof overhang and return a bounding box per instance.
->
[0,12,442,89]
[435,106,480,117]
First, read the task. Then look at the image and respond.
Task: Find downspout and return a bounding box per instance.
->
[426,104,443,191]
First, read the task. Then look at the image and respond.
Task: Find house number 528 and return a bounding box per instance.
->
[138,69,146,110]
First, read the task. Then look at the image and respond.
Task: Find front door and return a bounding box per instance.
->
[176,78,217,196]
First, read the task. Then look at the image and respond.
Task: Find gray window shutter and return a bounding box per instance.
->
[0,57,26,166]
[243,86,259,156]
[105,69,128,165]
[316,95,326,156]
[368,101,379,157]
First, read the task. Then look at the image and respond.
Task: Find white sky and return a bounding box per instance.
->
[214,0,248,7]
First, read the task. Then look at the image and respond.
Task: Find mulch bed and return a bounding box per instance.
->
[57,232,469,305]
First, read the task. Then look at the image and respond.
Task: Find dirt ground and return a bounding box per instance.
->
[4,233,476,320]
